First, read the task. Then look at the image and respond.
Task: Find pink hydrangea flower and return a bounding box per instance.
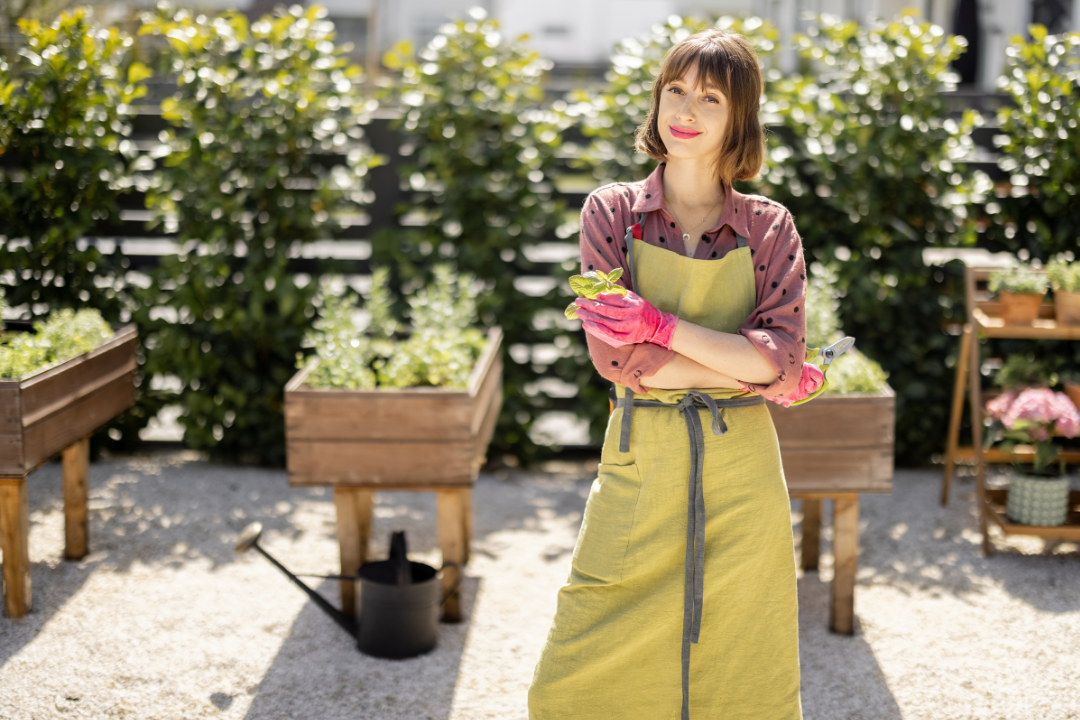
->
[991,387,1080,439]
[985,391,1017,421]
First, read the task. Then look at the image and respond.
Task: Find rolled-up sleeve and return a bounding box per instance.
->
[738,208,807,401]
[578,192,675,394]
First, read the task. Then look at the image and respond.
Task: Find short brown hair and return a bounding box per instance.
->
[635,29,764,186]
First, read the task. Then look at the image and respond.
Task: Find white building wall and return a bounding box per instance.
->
[498,0,675,65]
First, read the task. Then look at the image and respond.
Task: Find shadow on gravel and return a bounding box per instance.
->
[1,452,317,671]
[850,471,1080,614]
[243,577,480,720]
[796,576,902,720]
[0,558,95,671]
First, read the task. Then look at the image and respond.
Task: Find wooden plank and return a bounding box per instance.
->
[471,385,503,475]
[0,382,21,433]
[801,498,821,571]
[769,392,895,449]
[334,488,373,619]
[438,489,467,623]
[469,354,502,438]
[61,436,90,560]
[286,392,474,441]
[949,447,1080,464]
[466,327,503,397]
[973,308,1080,340]
[0,432,23,478]
[830,495,859,635]
[780,447,894,494]
[0,477,31,618]
[287,439,477,487]
[21,370,136,472]
[18,326,137,425]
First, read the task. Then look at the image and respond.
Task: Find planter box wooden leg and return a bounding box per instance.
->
[62,436,90,560]
[438,489,467,623]
[801,498,821,571]
[1,477,31,618]
[461,487,473,566]
[830,495,859,635]
[334,488,373,620]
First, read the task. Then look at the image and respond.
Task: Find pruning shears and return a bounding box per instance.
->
[788,336,856,406]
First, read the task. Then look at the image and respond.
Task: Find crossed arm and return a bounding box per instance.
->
[640,322,778,390]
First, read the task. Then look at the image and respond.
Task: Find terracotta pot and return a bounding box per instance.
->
[1054,290,1080,326]
[999,291,1045,325]
[1065,381,1080,413]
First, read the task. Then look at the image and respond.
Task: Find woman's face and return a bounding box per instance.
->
[657,64,730,163]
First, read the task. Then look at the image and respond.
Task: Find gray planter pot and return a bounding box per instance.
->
[1006,472,1071,526]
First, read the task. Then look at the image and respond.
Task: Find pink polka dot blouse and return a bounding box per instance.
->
[578,163,808,401]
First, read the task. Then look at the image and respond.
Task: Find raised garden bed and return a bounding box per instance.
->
[283,326,503,621]
[0,324,138,617]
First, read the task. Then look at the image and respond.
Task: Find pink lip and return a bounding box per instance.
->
[669,125,701,139]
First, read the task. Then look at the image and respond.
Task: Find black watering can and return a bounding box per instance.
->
[235,523,452,659]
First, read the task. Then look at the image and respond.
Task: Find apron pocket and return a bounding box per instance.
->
[570,462,642,585]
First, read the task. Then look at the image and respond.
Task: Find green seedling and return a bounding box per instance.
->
[565,268,628,320]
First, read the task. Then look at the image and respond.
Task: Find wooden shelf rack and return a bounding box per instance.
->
[942,267,1080,554]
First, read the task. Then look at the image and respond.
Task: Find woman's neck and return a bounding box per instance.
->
[661,157,726,210]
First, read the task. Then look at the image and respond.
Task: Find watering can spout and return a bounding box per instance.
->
[234,522,358,637]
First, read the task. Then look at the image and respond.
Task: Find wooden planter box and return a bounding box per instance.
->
[1,324,138,618]
[768,386,895,495]
[1,325,138,476]
[283,327,503,622]
[768,385,895,635]
[284,326,503,488]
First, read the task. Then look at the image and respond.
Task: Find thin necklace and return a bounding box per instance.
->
[667,198,720,246]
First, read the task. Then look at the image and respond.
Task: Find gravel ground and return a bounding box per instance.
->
[0,452,1078,720]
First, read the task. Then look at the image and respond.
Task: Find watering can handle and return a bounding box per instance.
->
[390,531,411,586]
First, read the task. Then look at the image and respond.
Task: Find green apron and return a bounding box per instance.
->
[529,214,802,720]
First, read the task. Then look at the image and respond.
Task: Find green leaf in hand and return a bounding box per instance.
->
[564,269,628,319]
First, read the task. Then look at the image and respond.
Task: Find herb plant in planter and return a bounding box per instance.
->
[284,266,502,621]
[985,387,1080,526]
[1047,258,1080,326]
[0,299,137,617]
[988,264,1050,325]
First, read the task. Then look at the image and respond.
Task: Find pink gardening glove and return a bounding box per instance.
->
[772,363,825,408]
[574,291,679,349]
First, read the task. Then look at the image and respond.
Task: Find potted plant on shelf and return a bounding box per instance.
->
[984,384,1080,526]
[988,263,1049,326]
[1047,257,1080,326]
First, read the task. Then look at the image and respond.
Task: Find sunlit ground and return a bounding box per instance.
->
[0,454,1077,719]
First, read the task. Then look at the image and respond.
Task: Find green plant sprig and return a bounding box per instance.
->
[1047,258,1080,293]
[988,264,1050,295]
[564,268,627,319]
[0,307,113,379]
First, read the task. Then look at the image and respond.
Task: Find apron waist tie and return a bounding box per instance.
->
[615,390,766,720]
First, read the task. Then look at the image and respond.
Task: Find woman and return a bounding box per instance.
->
[529,30,809,720]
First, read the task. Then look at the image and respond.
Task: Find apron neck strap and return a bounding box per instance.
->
[623,211,648,290]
